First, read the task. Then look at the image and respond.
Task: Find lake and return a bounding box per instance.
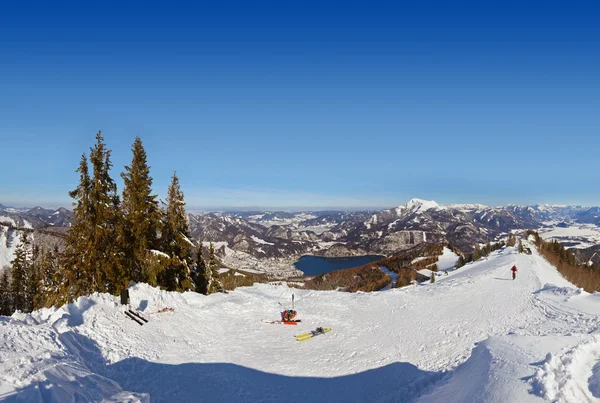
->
[294,255,385,276]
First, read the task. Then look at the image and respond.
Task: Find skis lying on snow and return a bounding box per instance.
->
[261,319,301,325]
[295,327,332,342]
[128,309,149,323]
[125,310,144,325]
[124,309,149,326]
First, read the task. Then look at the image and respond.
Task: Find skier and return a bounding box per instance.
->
[511,265,518,280]
[281,309,297,322]
[281,294,297,322]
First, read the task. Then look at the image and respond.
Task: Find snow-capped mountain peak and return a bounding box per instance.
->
[390,198,440,217]
[404,198,440,213]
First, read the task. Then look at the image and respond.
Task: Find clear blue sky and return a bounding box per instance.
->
[1,1,599,210]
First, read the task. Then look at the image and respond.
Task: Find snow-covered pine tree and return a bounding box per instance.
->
[89,132,123,294]
[10,233,30,312]
[64,132,123,298]
[193,243,210,295]
[160,172,194,291]
[121,137,162,284]
[51,246,71,307]
[63,153,94,300]
[207,242,224,294]
[0,269,12,316]
[38,247,60,307]
[26,244,42,312]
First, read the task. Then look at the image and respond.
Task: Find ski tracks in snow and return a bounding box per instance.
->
[4,245,600,401]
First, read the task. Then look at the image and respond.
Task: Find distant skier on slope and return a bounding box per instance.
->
[511,265,518,280]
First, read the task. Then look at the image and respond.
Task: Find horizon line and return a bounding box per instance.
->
[1,200,597,213]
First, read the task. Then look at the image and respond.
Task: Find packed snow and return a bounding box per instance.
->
[437,247,459,271]
[0,227,24,269]
[3,244,600,401]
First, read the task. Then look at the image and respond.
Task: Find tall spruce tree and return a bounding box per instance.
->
[10,233,30,312]
[64,132,123,298]
[0,269,11,316]
[51,247,71,308]
[161,172,194,291]
[121,137,162,284]
[63,153,93,299]
[193,244,210,295]
[27,256,41,312]
[39,247,60,308]
[88,131,123,294]
[207,242,224,294]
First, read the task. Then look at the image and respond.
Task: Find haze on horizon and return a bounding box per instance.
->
[1,1,599,210]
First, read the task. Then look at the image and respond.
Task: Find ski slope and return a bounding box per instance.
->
[3,245,600,402]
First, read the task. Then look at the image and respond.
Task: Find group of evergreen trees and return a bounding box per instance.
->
[0,232,61,315]
[527,230,600,292]
[0,131,223,316]
[457,239,507,268]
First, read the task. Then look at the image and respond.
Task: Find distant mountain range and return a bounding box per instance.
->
[0,204,73,228]
[2,199,600,270]
[185,199,600,261]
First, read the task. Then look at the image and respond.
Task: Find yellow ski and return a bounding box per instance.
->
[295,327,332,342]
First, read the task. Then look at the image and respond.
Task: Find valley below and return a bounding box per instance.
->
[3,199,600,282]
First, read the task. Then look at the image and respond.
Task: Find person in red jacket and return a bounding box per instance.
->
[281,309,297,322]
[511,265,518,280]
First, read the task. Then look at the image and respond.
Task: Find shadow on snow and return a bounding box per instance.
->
[2,331,448,403]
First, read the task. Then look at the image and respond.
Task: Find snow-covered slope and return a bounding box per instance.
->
[2,245,600,402]
[0,225,24,269]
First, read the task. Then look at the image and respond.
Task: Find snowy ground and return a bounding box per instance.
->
[539,224,600,249]
[437,247,459,271]
[0,226,23,270]
[3,245,600,402]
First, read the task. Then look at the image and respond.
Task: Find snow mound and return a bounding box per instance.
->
[417,339,496,402]
[420,334,595,403]
[531,335,600,402]
[10,312,41,325]
[534,284,583,298]
[5,247,600,402]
